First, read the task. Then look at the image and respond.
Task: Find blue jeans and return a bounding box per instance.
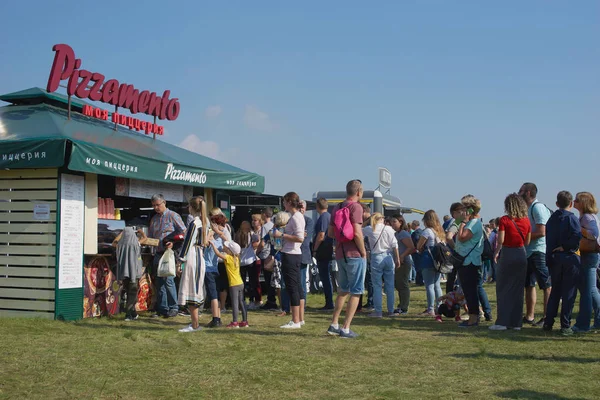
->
[300,264,308,301]
[157,276,179,314]
[477,267,492,315]
[546,252,580,329]
[574,253,600,331]
[422,268,442,311]
[154,254,178,315]
[337,257,367,295]
[413,253,424,285]
[281,284,290,313]
[370,253,395,314]
[317,260,334,308]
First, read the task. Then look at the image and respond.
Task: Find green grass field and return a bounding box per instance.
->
[1,284,599,400]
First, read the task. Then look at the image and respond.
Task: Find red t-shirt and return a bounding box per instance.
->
[498,216,531,248]
[330,201,364,260]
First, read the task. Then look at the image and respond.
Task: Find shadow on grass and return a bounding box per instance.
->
[495,389,587,400]
[429,330,600,343]
[453,351,599,364]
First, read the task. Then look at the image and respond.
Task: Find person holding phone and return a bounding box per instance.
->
[454,195,491,327]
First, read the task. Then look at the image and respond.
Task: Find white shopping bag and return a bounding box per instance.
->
[157,248,176,277]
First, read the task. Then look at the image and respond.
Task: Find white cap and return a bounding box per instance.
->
[223,240,241,255]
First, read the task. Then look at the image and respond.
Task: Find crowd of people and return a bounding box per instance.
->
[115,180,600,338]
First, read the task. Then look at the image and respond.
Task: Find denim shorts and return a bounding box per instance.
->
[526,251,551,289]
[337,257,367,295]
[204,272,220,301]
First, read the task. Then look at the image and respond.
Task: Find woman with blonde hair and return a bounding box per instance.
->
[249,214,265,309]
[178,196,209,332]
[416,210,445,316]
[362,213,400,317]
[455,195,489,327]
[573,192,600,332]
[489,193,531,331]
[236,221,259,309]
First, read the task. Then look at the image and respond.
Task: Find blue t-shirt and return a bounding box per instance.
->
[454,219,483,267]
[526,200,552,256]
[314,212,332,244]
[205,237,222,273]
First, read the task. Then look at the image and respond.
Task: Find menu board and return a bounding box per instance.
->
[58,174,85,289]
[128,179,186,203]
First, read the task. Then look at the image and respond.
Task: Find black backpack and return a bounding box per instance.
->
[481,228,494,262]
[428,241,454,274]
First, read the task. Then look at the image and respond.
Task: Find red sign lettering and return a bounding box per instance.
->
[47,44,180,121]
[82,105,164,135]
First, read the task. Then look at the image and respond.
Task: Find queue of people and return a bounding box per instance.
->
[117,181,600,339]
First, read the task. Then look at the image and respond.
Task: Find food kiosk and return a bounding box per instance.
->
[0,44,265,321]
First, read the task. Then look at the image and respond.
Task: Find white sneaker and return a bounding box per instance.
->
[179,324,202,333]
[280,321,302,329]
[489,325,507,331]
[300,320,305,326]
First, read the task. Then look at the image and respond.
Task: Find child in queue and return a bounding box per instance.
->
[435,288,467,323]
[210,240,249,328]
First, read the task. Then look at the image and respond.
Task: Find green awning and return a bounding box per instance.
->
[0,93,265,193]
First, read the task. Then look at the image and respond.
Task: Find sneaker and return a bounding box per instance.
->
[318,306,334,312]
[542,324,552,332]
[534,317,546,327]
[280,321,302,329]
[339,329,359,339]
[220,308,227,314]
[150,313,161,318]
[484,312,493,322]
[246,303,256,311]
[560,327,574,336]
[489,325,507,331]
[226,322,239,329]
[571,326,589,334]
[179,324,202,333]
[454,315,462,322]
[206,319,222,328]
[239,321,250,328]
[388,312,401,318]
[435,315,443,323]
[124,315,138,322]
[327,325,341,336]
[167,309,178,318]
[393,308,408,315]
[419,310,435,317]
[178,310,190,317]
[523,316,536,325]
[300,320,305,326]
[368,312,383,318]
[511,327,522,331]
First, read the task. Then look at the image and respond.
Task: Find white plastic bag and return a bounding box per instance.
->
[157,248,176,277]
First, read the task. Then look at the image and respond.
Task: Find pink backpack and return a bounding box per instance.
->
[333,202,356,243]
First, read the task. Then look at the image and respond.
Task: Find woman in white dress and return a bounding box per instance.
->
[178,196,209,332]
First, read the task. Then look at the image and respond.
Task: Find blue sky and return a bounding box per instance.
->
[1,1,598,220]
